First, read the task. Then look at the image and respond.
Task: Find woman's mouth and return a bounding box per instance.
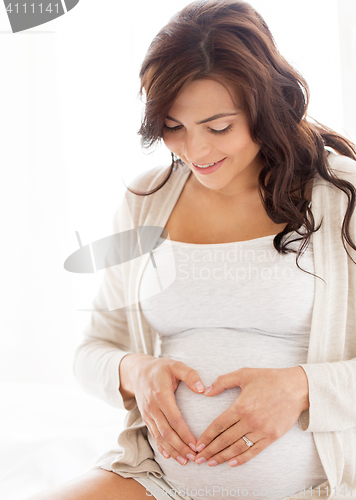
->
[192,157,226,175]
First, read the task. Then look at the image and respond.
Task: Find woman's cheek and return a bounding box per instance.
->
[162,135,178,154]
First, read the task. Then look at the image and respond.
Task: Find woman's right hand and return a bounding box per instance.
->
[119,353,206,465]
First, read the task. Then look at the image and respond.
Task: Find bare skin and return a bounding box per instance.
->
[164,169,313,244]
[162,79,313,245]
[23,468,152,500]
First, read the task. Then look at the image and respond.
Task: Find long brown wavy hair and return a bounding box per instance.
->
[127,0,356,277]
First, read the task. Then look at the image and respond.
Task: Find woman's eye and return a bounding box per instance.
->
[210,124,232,135]
[163,124,183,133]
[163,124,232,135]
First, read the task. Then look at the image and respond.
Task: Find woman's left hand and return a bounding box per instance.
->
[193,366,310,467]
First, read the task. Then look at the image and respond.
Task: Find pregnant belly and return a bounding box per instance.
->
[147,330,327,500]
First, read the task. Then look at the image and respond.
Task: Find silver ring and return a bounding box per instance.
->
[242,435,254,447]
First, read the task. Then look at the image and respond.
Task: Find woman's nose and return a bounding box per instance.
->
[182,133,213,164]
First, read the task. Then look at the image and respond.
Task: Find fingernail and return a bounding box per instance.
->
[196,443,205,453]
[204,386,212,395]
[196,457,206,465]
[195,381,205,392]
[162,450,170,459]
[186,453,196,462]
[229,459,238,466]
[208,460,218,467]
[189,443,196,452]
[177,456,188,465]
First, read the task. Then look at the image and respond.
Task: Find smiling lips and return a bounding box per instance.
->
[193,158,224,168]
[193,161,218,168]
[191,157,227,174]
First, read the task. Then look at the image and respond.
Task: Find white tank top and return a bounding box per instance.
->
[139,230,327,500]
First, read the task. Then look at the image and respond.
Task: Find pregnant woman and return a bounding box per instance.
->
[27,1,356,499]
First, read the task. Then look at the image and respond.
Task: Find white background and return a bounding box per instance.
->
[0,0,355,498]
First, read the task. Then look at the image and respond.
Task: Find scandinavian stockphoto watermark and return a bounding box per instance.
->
[63,197,177,311]
[175,244,298,284]
[3,0,80,33]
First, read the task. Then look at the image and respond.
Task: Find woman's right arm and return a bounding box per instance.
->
[72,282,135,411]
[72,197,137,411]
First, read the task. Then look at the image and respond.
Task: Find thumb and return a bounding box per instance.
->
[172,361,206,394]
[204,369,244,396]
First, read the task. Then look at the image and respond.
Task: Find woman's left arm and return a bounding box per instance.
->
[192,361,356,468]
[297,358,356,432]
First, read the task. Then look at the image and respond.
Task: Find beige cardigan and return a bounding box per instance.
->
[73,151,356,499]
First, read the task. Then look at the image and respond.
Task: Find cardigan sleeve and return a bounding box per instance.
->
[72,202,137,412]
[72,165,172,412]
[297,155,356,433]
[297,359,356,432]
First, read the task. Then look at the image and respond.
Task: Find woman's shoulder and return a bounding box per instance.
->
[127,161,190,194]
[127,164,171,193]
[326,149,356,184]
[114,162,190,228]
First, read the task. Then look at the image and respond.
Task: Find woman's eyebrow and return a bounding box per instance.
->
[166,112,239,125]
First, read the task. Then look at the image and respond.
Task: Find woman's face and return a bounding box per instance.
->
[162,78,264,200]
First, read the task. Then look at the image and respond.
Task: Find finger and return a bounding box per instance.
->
[141,385,197,463]
[171,360,206,394]
[144,417,172,460]
[204,369,245,397]
[228,437,269,467]
[195,407,240,453]
[146,416,193,465]
[194,422,244,463]
[154,408,196,464]
[161,390,198,450]
[206,434,262,467]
